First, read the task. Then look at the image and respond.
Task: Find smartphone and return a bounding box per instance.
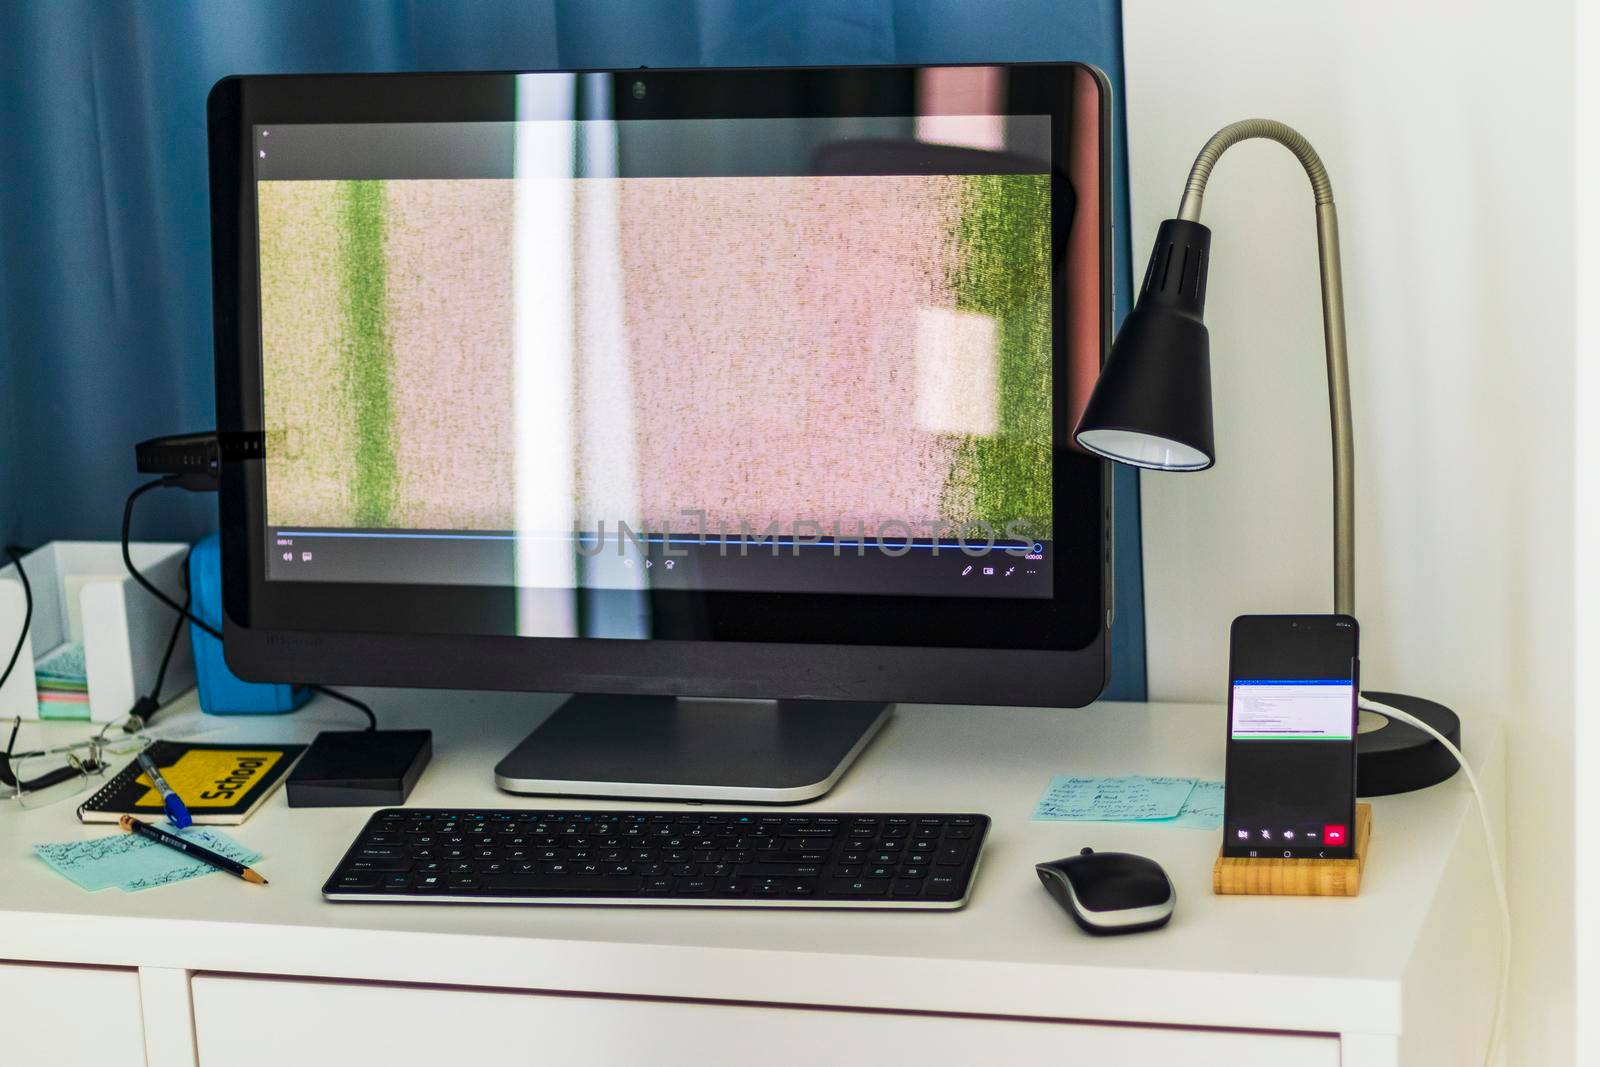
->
[1223,614,1359,859]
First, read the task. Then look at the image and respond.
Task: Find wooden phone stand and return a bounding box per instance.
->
[1212,803,1371,897]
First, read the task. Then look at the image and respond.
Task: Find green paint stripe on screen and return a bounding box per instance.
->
[339,180,397,528]
[943,173,1054,540]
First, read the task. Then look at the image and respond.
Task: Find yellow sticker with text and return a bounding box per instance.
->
[135,750,284,807]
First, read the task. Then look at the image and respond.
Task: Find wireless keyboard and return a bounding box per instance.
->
[324,808,990,909]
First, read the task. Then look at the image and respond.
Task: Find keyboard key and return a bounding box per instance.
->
[825,878,889,897]
[891,879,923,897]
[335,872,381,889]
[785,838,832,852]
[936,847,968,866]
[924,874,963,899]
[736,863,823,878]
[770,851,828,864]
[483,875,644,893]
[355,846,407,860]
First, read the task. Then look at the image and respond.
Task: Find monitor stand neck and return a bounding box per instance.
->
[493,695,891,804]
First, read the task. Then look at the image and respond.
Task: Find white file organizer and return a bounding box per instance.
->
[0,541,194,722]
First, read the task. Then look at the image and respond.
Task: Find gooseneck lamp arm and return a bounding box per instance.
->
[1176,120,1356,617]
[1076,118,1465,795]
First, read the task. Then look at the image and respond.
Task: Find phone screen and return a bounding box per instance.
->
[1223,615,1358,859]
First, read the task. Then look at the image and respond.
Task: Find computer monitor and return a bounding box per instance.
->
[208,64,1112,801]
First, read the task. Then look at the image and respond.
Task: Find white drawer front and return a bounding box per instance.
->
[192,973,1338,1066]
[1,960,146,1066]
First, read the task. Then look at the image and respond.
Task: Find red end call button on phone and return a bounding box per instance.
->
[1322,824,1348,846]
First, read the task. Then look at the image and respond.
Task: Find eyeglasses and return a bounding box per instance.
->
[0,717,150,810]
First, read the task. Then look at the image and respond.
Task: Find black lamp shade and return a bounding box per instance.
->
[1074,218,1216,471]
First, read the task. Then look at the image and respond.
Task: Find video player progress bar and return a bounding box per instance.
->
[275,530,1043,553]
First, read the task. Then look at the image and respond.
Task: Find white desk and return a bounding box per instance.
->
[0,691,1501,1066]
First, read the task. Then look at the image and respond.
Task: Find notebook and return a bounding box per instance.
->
[78,741,306,825]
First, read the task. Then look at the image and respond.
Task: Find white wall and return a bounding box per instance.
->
[1570,6,1599,1063]
[1121,2,1575,1063]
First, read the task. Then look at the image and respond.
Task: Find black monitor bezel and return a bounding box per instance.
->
[209,63,1113,707]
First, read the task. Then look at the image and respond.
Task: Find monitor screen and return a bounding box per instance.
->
[215,66,1108,658]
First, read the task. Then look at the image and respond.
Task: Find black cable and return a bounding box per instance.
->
[0,546,34,696]
[122,478,216,637]
[124,547,195,731]
[148,554,192,704]
[120,479,377,731]
[312,684,378,731]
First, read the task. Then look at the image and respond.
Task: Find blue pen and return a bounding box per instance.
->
[137,751,193,829]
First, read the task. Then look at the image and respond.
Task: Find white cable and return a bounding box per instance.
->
[1360,697,1509,1066]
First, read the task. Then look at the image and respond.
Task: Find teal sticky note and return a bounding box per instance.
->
[34,828,261,892]
[1169,779,1226,830]
[1032,775,1197,821]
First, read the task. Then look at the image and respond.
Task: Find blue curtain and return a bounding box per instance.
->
[0,0,1146,697]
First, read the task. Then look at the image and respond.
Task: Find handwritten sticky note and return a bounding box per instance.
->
[34,829,260,892]
[1033,775,1197,822]
[1170,779,1225,830]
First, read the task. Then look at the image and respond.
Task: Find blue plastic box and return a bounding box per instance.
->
[188,533,310,715]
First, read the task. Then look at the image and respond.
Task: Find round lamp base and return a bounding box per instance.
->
[1356,690,1462,796]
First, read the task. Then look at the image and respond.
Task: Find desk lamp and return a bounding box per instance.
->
[1074,119,1459,794]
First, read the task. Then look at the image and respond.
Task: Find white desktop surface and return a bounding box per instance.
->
[0,690,1501,1066]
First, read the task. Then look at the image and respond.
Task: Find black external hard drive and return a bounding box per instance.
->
[286,729,432,808]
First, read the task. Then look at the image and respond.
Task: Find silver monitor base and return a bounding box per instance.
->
[493,695,891,803]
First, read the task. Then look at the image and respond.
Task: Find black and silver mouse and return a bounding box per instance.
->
[1035,848,1175,935]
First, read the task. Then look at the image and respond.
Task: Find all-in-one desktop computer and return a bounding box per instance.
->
[208,64,1112,904]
